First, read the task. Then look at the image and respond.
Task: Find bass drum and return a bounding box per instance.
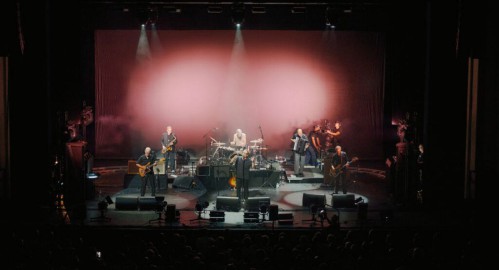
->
[176,150,191,166]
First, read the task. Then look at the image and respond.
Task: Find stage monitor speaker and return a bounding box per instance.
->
[268,204,279,221]
[243,212,260,223]
[332,194,355,208]
[209,210,225,222]
[173,176,194,189]
[138,197,158,211]
[216,196,241,212]
[246,197,270,212]
[302,193,326,208]
[115,196,138,210]
[277,213,294,225]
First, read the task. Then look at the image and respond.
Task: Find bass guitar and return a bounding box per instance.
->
[138,158,165,177]
[330,157,358,178]
[161,137,177,154]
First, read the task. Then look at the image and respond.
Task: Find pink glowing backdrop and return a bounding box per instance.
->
[95,30,385,160]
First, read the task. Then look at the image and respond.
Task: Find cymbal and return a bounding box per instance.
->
[212,142,226,146]
[249,145,260,149]
[250,138,263,143]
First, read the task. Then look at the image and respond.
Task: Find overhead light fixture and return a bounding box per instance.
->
[86,172,100,180]
[355,197,364,204]
[207,6,223,14]
[291,7,307,14]
[325,6,338,29]
[163,6,181,14]
[231,4,245,27]
[251,6,266,14]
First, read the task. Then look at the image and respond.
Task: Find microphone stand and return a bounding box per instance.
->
[202,129,212,165]
[258,125,266,162]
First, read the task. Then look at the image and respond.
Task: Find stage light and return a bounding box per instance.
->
[325,6,338,29]
[86,172,100,180]
[231,4,245,27]
[318,208,327,220]
[105,196,114,205]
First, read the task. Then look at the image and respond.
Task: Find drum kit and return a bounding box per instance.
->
[208,137,268,166]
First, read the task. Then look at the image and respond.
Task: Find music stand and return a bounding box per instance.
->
[302,204,325,227]
[189,202,210,225]
[260,169,274,188]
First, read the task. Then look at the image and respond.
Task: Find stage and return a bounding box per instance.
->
[44,158,464,231]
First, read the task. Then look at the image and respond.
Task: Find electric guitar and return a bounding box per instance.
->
[330,157,358,178]
[138,158,165,177]
[161,137,177,154]
[229,171,236,189]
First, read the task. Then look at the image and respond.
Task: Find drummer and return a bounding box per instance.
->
[230,128,247,151]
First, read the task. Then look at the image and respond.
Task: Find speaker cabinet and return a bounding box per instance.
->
[243,212,260,223]
[216,196,241,212]
[246,197,270,212]
[209,210,225,222]
[302,193,326,208]
[138,197,159,211]
[115,196,138,210]
[277,213,294,225]
[128,160,139,174]
[332,194,355,208]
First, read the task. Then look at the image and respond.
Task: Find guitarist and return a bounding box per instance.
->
[136,147,158,197]
[161,125,177,174]
[331,145,349,194]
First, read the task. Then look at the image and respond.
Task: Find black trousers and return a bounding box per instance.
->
[141,174,156,196]
[333,173,347,194]
[236,177,249,200]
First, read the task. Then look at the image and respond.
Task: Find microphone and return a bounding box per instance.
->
[213,127,218,130]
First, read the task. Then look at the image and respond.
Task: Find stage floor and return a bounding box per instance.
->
[47,159,464,231]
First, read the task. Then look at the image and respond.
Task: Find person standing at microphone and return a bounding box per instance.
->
[161,125,177,174]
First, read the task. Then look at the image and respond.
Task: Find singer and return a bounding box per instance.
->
[290,128,309,177]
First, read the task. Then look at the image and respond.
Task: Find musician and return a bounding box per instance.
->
[306,124,322,166]
[235,149,253,201]
[230,128,247,150]
[291,128,309,177]
[331,145,349,194]
[136,147,158,196]
[161,125,177,173]
[325,121,341,149]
